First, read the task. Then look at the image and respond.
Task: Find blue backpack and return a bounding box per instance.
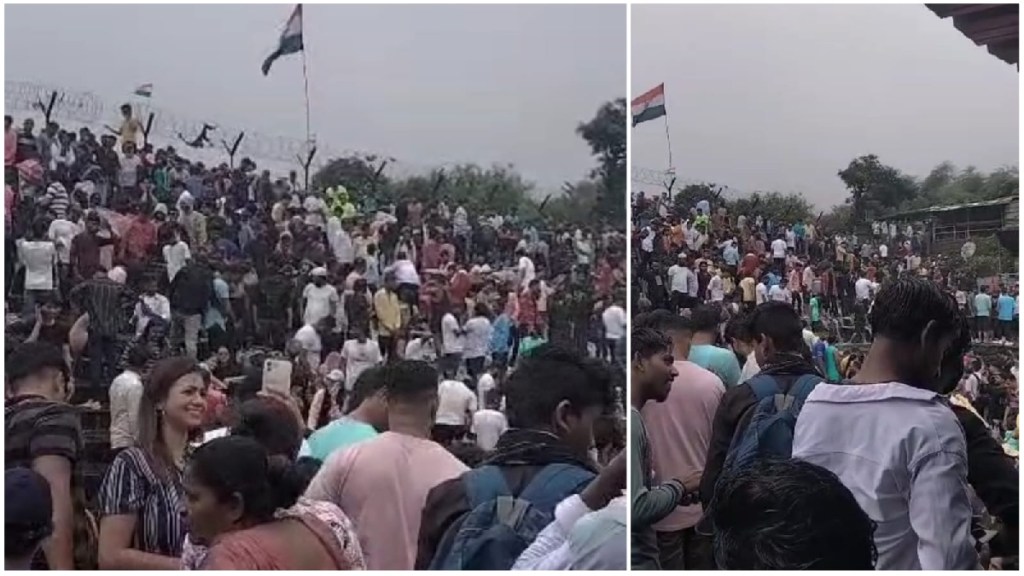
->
[723,373,822,473]
[428,463,594,570]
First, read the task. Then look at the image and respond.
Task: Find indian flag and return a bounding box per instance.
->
[631,83,666,127]
[262,4,304,76]
[133,83,153,98]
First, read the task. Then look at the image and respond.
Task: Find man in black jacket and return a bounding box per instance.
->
[415,345,614,569]
[699,301,823,506]
[938,310,1018,564]
[169,255,213,359]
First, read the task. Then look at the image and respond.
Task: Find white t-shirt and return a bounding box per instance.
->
[708,275,725,302]
[391,259,420,286]
[441,313,464,355]
[854,277,873,302]
[303,283,340,326]
[135,293,171,336]
[48,219,80,264]
[667,265,691,294]
[768,285,792,304]
[108,369,144,450]
[477,372,496,409]
[294,324,322,354]
[405,337,437,362]
[755,282,768,304]
[878,244,889,258]
[785,229,796,248]
[463,317,493,359]
[163,241,192,282]
[602,305,627,340]
[341,338,383,391]
[17,240,56,291]
[471,409,508,452]
[518,256,536,288]
[771,239,788,259]
[436,379,478,426]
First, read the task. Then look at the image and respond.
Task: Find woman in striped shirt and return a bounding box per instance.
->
[97,357,207,569]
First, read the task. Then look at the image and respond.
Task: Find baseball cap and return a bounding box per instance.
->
[326,369,344,382]
[5,468,53,537]
[311,267,328,277]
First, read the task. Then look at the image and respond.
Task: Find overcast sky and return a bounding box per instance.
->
[632,4,1019,209]
[6,3,625,193]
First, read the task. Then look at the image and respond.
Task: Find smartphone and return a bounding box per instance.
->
[262,359,293,395]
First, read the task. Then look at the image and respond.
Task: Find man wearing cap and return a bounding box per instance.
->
[177,191,207,247]
[303,266,339,327]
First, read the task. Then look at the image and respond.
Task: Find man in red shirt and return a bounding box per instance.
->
[119,204,158,267]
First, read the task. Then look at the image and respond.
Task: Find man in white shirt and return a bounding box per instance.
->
[707,270,725,303]
[667,255,692,312]
[770,234,788,268]
[134,276,171,337]
[854,272,873,304]
[303,267,339,326]
[162,229,192,283]
[471,389,508,452]
[47,215,80,272]
[755,278,769,305]
[294,320,325,372]
[440,311,465,379]
[109,345,149,450]
[17,230,57,318]
[768,278,792,305]
[601,300,627,364]
[793,279,977,570]
[405,334,437,363]
[517,248,536,289]
[341,330,384,393]
[435,378,478,445]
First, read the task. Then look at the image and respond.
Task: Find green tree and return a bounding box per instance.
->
[729,191,814,225]
[577,98,626,223]
[310,153,392,203]
[837,154,919,223]
[900,163,1018,211]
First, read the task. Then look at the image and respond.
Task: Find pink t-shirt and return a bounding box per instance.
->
[304,431,469,570]
[640,360,724,530]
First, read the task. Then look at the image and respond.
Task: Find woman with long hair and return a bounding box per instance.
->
[97,356,207,569]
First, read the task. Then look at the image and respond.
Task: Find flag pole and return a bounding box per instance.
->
[663,113,673,172]
[301,47,311,150]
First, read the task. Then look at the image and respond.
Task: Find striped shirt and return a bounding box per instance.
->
[4,395,84,468]
[70,277,127,337]
[44,187,71,220]
[98,447,188,558]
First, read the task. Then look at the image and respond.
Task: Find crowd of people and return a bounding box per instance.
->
[4,106,630,571]
[629,190,1018,570]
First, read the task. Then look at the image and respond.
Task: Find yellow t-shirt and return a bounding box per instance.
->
[740,277,756,302]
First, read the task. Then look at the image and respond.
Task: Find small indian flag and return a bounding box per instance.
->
[631,83,666,127]
[134,83,153,98]
[262,4,304,76]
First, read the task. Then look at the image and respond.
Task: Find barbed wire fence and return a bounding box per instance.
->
[631,165,747,200]
[5,79,432,179]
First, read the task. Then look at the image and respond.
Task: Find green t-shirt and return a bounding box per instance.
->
[824,344,840,382]
[810,296,821,322]
[519,336,547,357]
[306,417,378,462]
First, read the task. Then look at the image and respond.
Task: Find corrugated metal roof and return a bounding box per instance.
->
[884,195,1016,219]
[927,4,1019,66]
[1003,198,1019,229]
